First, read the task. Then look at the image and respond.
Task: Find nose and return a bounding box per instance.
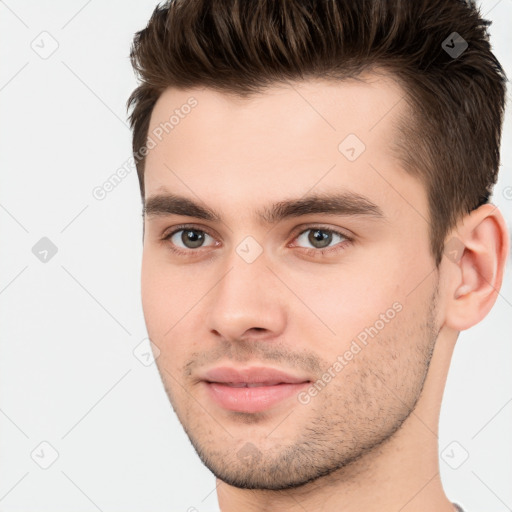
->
[205,255,288,344]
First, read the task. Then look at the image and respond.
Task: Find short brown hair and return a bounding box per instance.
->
[127,0,507,266]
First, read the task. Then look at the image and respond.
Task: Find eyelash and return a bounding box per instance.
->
[161,224,353,259]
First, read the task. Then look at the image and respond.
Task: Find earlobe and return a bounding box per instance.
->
[443,204,509,332]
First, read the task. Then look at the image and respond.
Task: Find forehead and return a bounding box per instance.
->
[143,73,423,223]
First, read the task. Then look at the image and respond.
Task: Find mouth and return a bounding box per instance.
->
[200,366,311,413]
[216,382,294,388]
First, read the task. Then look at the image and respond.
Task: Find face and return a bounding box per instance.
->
[141,74,441,490]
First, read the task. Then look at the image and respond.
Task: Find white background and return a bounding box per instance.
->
[1,1,511,511]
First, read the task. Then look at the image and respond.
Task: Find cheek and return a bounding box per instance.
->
[141,249,181,339]
[141,252,163,334]
[289,246,427,358]
[141,249,204,364]
[289,259,399,337]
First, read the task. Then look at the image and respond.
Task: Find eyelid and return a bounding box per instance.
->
[162,223,216,240]
[161,223,354,255]
[162,223,219,249]
[287,224,354,257]
[162,223,353,240]
[288,223,354,242]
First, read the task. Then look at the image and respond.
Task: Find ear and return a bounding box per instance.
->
[443,203,509,331]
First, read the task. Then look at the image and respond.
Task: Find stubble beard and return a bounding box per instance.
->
[157,287,440,491]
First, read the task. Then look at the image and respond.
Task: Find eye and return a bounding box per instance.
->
[163,226,217,253]
[161,224,353,258]
[291,226,353,257]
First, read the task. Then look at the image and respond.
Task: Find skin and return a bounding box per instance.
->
[140,73,509,512]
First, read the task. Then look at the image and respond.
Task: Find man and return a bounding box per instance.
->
[127,0,508,510]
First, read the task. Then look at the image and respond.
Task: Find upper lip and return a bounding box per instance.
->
[201,366,311,385]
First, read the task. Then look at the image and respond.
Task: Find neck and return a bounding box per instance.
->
[216,328,458,512]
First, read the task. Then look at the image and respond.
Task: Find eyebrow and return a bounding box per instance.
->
[143,191,385,224]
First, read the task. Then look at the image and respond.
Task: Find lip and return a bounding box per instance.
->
[201,366,311,413]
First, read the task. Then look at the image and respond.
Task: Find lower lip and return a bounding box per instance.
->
[204,382,310,413]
